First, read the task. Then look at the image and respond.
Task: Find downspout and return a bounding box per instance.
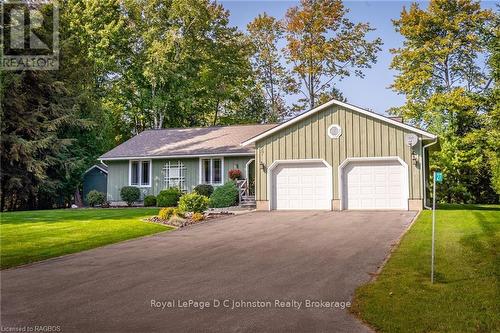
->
[422,138,438,210]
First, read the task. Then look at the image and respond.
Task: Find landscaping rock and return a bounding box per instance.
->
[145,210,235,228]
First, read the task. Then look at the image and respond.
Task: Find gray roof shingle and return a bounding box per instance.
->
[100,124,277,159]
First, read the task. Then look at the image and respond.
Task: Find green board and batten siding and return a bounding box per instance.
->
[254,105,423,202]
[106,156,253,202]
[224,156,254,178]
[107,160,128,201]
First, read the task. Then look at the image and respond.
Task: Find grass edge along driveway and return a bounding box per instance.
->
[0,208,172,269]
[352,204,499,333]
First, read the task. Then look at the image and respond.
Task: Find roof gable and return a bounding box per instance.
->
[84,164,108,174]
[241,99,436,146]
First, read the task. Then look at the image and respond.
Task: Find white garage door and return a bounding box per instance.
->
[272,162,331,210]
[343,160,407,210]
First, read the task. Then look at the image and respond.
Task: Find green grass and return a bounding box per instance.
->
[0,208,171,269]
[353,205,500,333]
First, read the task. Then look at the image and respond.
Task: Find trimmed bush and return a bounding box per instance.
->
[158,207,175,220]
[120,186,140,206]
[193,184,214,197]
[157,188,182,207]
[86,190,106,207]
[209,181,238,208]
[178,193,209,213]
[143,195,157,207]
[191,212,204,222]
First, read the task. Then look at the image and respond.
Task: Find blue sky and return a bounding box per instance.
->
[220,0,496,115]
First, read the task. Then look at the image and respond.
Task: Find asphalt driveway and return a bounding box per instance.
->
[1,210,416,333]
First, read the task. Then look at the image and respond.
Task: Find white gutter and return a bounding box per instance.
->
[99,152,255,161]
[422,138,439,210]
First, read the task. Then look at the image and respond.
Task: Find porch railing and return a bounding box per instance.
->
[236,179,248,203]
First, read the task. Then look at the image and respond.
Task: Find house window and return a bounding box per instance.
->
[130,160,150,187]
[200,158,223,185]
[163,161,186,190]
[131,161,139,185]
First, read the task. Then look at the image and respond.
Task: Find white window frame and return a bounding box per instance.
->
[163,160,187,191]
[199,157,224,185]
[129,159,152,187]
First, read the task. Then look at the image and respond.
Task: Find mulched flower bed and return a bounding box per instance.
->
[145,211,235,228]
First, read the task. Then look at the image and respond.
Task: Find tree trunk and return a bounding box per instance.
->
[74,189,83,207]
[309,72,315,109]
[0,180,5,212]
[213,98,220,126]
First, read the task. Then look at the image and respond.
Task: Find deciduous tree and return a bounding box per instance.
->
[390,0,497,202]
[248,13,295,121]
[284,0,382,109]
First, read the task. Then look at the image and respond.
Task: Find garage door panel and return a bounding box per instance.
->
[344,160,406,210]
[302,187,314,195]
[360,187,372,195]
[272,162,331,210]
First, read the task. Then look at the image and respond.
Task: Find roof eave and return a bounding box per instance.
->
[84,165,108,174]
[99,152,256,161]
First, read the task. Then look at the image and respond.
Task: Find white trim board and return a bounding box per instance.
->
[84,164,108,175]
[245,158,255,180]
[100,152,254,161]
[241,99,436,146]
[338,156,409,211]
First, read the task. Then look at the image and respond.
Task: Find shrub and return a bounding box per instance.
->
[178,192,209,213]
[143,195,157,207]
[157,188,182,207]
[120,186,140,206]
[228,169,242,180]
[86,190,106,207]
[191,212,204,222]
[158,207,175,220]
[193,184,214,197]
[209,181,239,208]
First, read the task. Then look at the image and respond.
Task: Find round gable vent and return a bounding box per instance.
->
[328,124,342,139]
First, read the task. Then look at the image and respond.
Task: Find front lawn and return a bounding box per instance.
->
[353,204,499,332]
[0,208,171,269]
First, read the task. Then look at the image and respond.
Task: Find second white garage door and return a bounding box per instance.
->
[272,162,331,210]
[343,160,407,210]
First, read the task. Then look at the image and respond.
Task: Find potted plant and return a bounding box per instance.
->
[228,169,242,181]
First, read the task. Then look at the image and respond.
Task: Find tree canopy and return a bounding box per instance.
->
[284,0,382,109]
[390,0,498,203]
[3,0,496,210]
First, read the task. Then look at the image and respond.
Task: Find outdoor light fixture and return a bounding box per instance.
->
[260,162,266,171]
[411,150,418,166]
